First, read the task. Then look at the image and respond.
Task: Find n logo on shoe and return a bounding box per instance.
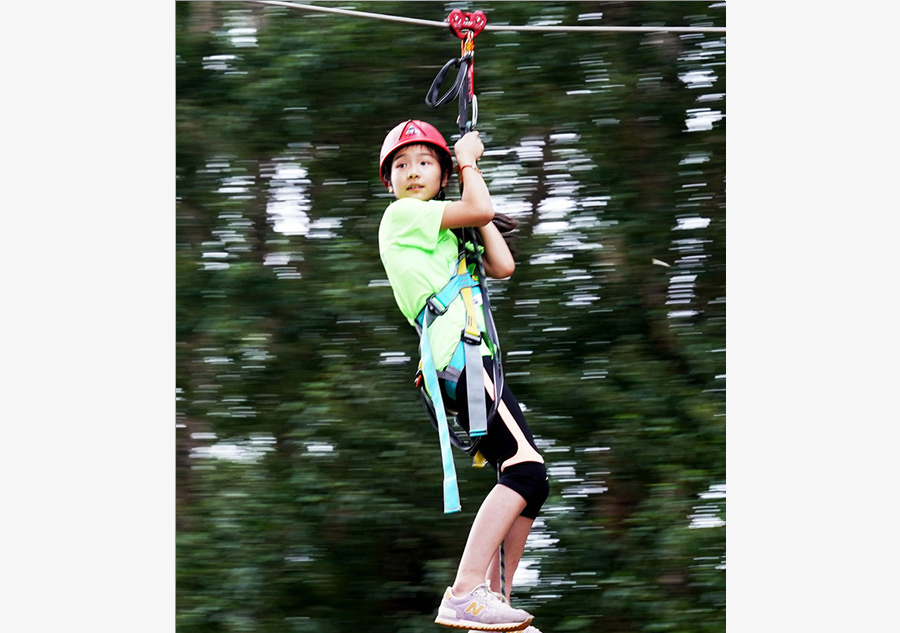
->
[465,601,486,616]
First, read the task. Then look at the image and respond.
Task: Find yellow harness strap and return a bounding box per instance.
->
[458,258,481,341]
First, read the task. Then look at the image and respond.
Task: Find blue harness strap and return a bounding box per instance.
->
[415,259,489,514]
[418,305,462,514]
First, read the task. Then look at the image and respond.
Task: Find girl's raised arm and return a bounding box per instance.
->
[441,132,515,279]
[441,132,493,230]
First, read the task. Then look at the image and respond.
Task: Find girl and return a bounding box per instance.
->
[378,120,548,632]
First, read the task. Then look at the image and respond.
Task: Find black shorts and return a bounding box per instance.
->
[440,357,549,519]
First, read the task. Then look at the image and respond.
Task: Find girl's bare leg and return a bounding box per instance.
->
[451,484,527,595]
[485,514,534,602]
[450,367,544,599]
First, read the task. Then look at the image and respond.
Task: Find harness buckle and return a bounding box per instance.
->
[461,329,482,346]
[426,294,450,316]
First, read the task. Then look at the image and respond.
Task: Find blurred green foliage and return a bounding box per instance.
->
[176,2,725,632]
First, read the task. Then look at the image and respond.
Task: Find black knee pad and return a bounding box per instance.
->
[498,461,549,519]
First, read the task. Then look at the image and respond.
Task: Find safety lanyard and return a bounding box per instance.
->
[425,10,486,136]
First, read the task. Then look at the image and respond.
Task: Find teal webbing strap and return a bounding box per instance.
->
[420,309,462,514]
[429,270,477,314]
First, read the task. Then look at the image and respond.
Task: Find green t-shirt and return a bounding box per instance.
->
[378,197,491,371]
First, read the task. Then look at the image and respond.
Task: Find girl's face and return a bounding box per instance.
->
[389,144,449,201]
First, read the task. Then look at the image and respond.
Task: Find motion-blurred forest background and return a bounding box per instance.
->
[176,2,726,631]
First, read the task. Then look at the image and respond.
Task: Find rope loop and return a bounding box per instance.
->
[425,55,472,109]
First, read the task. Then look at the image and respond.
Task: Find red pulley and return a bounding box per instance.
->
[447,10,486,39]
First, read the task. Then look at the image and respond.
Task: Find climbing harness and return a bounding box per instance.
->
[414,252,482,514]
[414,238,503,510]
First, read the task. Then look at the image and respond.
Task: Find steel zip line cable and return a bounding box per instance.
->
[241,1,726,34]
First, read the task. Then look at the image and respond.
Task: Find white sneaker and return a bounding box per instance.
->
[435,582,533,631]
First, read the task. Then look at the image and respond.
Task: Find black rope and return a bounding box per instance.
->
[425,54,474,136]
[425,55,471,110]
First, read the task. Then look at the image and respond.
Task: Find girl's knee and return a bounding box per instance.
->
[498,461,549,520]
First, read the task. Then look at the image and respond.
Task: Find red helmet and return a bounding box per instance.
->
[379,120,452,187]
